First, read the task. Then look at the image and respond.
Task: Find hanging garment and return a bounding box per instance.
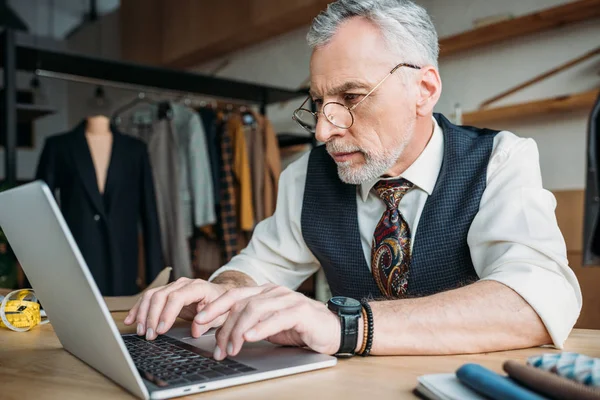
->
[217,114,239,263]
[170,102,216,236]
[35,119,164,296]
[260,114,282,219]
[244,112,266,224]
[586,92,600,260]
[228,114,255,232]
[115,103,192,279]
[198,107,221,205]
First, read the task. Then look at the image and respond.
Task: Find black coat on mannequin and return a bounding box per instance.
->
[35,119,164,296]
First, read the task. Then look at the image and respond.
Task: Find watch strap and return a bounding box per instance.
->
[337,312,360,356]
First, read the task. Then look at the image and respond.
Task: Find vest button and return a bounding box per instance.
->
[94,214,100,221]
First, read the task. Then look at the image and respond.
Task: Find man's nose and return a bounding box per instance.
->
[315,116,345,143]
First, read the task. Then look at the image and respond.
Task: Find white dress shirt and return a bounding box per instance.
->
[209,116,582,349]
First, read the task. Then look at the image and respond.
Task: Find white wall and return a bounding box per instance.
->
[65,10,134,128]
[194,27,313,139]
[195,0,600,191]
[426,0,599,191]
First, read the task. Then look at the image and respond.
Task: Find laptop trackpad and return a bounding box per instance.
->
[166,326,321,370]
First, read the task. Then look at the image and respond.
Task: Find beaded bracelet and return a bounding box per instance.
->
[360,300,373,356]
[358,307,368,354]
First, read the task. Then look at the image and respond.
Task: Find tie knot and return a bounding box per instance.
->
[373,178,413,209]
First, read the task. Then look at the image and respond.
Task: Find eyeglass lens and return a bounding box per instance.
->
[294,103,353,132]
[323,103,353,129]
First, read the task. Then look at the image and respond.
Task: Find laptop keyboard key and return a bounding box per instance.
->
[235,366,256,373]
[202,370,225,379]
[216,367,242,376]
[185,374,208,382]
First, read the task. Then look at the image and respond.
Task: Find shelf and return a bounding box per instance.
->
[462,89,600,126]
[0,31,305,106]
[439,0,600,58]
[0,92,57,123]
[16,104,56,122]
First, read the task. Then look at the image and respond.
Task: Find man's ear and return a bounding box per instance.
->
[416,65,442,117]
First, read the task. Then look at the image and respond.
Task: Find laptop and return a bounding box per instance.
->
[0,181,337,399]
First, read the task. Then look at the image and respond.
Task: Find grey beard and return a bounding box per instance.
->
[336,145,404,184]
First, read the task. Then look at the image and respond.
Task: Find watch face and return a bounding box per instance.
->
[330,296,361,308]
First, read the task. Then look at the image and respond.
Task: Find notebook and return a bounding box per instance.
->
[415,373,487,400]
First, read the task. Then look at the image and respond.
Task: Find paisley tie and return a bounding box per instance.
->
[371,178,414,298]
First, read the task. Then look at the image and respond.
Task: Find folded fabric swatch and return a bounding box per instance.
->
[528,352,600,387]
[504,360,600,400]
[456,363,548,400]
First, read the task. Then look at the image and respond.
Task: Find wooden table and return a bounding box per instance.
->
[2,311,600,400]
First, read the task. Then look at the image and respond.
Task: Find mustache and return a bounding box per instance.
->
[326,141,363,154]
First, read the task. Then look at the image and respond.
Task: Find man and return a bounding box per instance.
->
[125,0,581,360]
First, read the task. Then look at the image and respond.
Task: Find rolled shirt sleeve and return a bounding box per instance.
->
[209,152,320,289]
[469,132,582,348]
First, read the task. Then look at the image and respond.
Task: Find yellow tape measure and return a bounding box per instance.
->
[0,289,48,332]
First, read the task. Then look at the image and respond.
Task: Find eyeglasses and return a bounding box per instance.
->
[292,63,421,134]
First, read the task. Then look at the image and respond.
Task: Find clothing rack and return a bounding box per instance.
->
[0,29,306,187]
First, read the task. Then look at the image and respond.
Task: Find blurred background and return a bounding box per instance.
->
[0,0,599,326]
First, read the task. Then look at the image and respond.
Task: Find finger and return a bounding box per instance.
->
[191,313,226,338]
[204,285,279,360]
[132,287,162,336]
[215,286,295,358]
[144,279,191,339]
[212,299,248,360]
[244,310,299,344]
[189,302,209,334]
[226,291,299,357]
[191,303,215,338]
[124,296,143,325]
[156,282,213,336]
[194,286,267,326]
[134,278,190,326]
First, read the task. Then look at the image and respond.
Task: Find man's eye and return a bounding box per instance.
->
[312,99,323,110]
[343,94,361,103]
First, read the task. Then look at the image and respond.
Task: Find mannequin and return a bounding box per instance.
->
[85,115,113,194]
[35,117,164,296]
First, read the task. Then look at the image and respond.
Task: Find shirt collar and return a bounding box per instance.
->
[359,116,444,201]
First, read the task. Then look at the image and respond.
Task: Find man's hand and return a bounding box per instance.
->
[195,284,341,360]
[123,277,229,340]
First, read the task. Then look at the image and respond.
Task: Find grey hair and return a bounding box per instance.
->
[307,0,439,70]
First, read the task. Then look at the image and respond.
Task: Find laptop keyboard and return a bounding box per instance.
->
[122,334,256,387]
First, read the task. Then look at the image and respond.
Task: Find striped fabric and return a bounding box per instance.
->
[218,118,238,263]
[528,352,600,387]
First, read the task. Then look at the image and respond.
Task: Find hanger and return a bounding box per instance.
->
[157,100,174,120]
[174,93,193,107]
[111,92,156,125]
[239,105,256,126]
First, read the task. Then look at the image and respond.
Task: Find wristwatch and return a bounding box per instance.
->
[327,296,362,357]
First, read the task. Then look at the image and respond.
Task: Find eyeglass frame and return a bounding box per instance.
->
[292,63,422,134]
